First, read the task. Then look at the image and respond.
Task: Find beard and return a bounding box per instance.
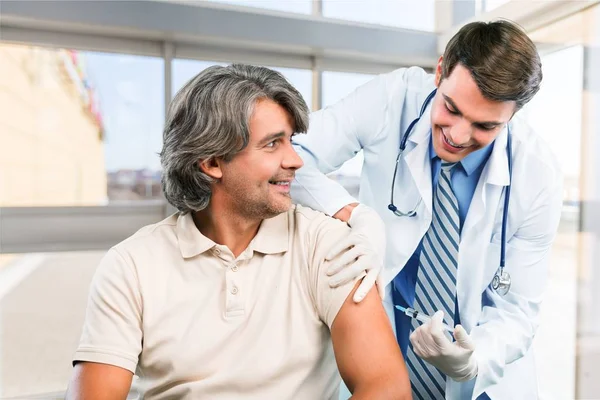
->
[226,181,291,221]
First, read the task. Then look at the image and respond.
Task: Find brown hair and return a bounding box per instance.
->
[441,20,542,110]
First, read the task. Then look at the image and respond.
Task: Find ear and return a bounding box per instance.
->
[434,56,443,87]
[198,158,223,180]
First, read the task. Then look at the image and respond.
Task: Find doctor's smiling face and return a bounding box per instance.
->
[431,57,516,163]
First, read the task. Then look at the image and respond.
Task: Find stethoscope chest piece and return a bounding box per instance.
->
[492,268,511,296]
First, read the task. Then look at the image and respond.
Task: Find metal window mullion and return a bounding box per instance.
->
[162,41,177,217]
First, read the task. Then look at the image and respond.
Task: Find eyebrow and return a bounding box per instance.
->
[442,94,503,127]
[257,131,287,146]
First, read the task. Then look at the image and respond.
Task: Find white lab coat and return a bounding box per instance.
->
[291,67,563,399]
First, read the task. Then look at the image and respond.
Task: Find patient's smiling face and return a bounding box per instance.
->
[217,98,304,220]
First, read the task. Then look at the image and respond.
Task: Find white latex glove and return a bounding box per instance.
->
[325,204,386,303]
[409,311,478,382]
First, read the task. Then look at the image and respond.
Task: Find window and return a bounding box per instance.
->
[85,52,165,203]
[0,44,165,206]
[172,59,226,96]
[322,70,375,109]
[204,0,312,14]
[322,0,435,31]
[520,45,583,399]
[521,45,583,207]
[484,0,511,12]
[322,71,375,184]
[173,60,313,110]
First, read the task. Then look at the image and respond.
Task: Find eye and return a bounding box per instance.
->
[265,140,279,148]
[445,103,459,115]
[476,124,496,132]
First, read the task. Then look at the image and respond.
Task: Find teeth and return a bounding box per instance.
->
[445,135,464,148]
[270,181,290,185]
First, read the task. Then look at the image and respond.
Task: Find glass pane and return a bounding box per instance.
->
[520,45,583,398]
[0,44,165,207]
[484,0,511,12]
[172,59,226,96]
[521,45,583,207]
[85,52,165,203]
[322,71,374,109]
[321,71,375,189]
[203,0,312,14]
[173,59,313,111]
[0,251,105,397]
[322,0,435,31]
[274,66,313,111]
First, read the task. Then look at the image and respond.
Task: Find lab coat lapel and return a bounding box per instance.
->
[461,126,510,234]
[457,126,510,328]
[403,106,433,216]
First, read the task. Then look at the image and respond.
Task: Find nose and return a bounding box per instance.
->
[449,119,472,145]
[282,141,304,170]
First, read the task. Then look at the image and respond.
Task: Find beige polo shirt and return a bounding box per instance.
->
[74,205,365,399]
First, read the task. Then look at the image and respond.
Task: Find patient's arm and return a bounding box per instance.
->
[331,282,412,399]
[66,362,133,400]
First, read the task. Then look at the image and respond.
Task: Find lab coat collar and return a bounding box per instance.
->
[407,102,433,147]
[482,124,510,187]
[403,103,434,215]
[459,124,510,238]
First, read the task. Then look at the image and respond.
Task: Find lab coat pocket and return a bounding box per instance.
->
[490,232,502,245]
[489,232,547,296]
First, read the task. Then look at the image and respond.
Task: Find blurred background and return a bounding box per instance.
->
[0,0,599,398]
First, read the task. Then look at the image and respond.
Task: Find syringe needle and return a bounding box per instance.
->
[395,305,455,333]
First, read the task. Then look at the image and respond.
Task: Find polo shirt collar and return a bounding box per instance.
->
[177,211,289,259]
[248,211,289,255]
[177,212,216,259]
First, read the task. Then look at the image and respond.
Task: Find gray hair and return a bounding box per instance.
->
[160,63,309,213]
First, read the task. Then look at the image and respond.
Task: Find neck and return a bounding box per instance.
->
[192,201,261,258]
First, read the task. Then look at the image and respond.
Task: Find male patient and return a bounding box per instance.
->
[66,64,410,399]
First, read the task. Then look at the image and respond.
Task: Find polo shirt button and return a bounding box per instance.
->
[214,248,221,255]
[231,264,239,272]
[231,286,239,295]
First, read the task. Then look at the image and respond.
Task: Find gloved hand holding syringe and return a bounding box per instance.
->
[395,305,454,333]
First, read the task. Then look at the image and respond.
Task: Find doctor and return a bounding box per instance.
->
[291,20,563,399]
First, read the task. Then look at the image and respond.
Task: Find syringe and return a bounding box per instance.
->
[395,305,455,333]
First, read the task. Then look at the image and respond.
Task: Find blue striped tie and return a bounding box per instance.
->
[406,161,459,400]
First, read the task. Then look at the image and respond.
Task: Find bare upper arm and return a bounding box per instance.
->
[66,362,134,400]
[331,282,411,400]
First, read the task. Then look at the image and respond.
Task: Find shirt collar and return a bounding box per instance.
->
[248,211,289,255]
[429,133,494,176]
[177,212,216,259]
[177,211,289,259]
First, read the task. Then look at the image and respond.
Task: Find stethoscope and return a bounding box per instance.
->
[387,89,512,296]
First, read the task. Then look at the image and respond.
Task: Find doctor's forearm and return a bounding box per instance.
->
[333,203,359,223]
